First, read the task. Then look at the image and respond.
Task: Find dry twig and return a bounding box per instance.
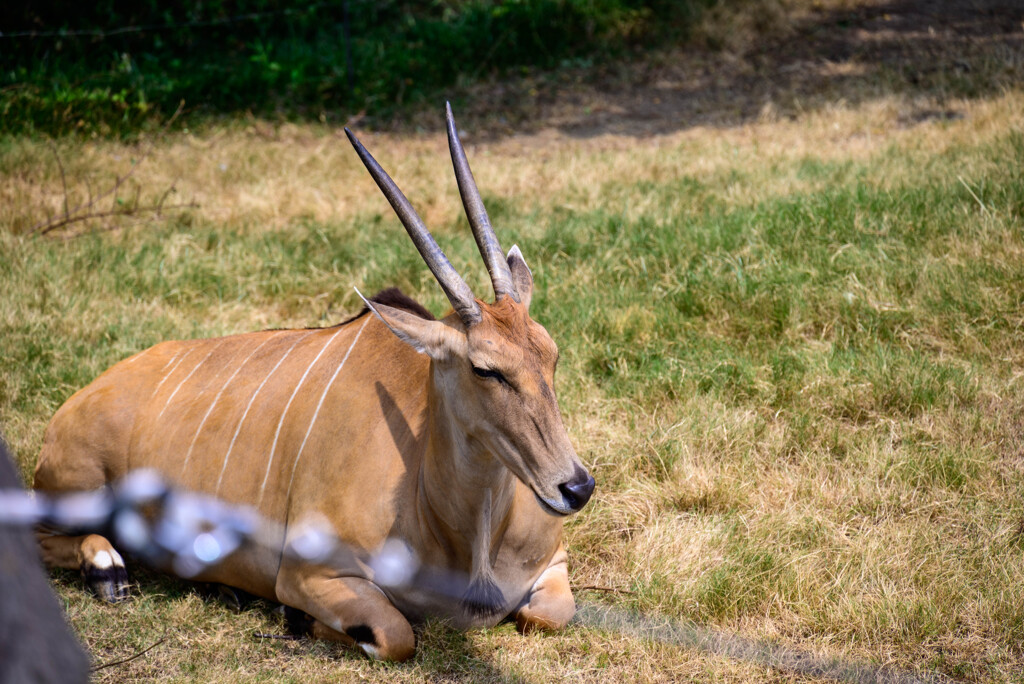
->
[577,584,636,595]
[30,101,197,237]
[91,633,169,673]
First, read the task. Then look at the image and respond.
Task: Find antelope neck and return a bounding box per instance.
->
[416,367,515,562]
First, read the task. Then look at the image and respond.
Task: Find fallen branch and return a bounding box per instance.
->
[30,101,196,237]
[36,200,199,236]
[91,634,169,673]
[577,584,635,595]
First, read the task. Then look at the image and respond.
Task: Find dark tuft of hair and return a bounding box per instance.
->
[335,287,435,327]
[460,576,505,619]
[369,287,435,320]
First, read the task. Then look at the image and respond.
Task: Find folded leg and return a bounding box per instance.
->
[275,560,415,661]
[513,542,575,633]
[37,531,129,602]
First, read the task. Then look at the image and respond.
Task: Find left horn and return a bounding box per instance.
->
[445,102,519,303]
[345,127,482,326]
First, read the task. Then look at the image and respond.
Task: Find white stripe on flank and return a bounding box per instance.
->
[150,348,194,398]
[215,330,316,494]
[180,332,281,477]
[156,340,225,421]
[157,351,180,373]
[256,327,347,506]
[285,316,370,499]
[121,347,150,366]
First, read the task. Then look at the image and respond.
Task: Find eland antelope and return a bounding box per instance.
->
[32,104,595,662]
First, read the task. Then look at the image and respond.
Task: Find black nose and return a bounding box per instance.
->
[558,470,596,511]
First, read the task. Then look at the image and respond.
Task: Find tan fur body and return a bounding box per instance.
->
[36,301,578,658]
[34,110,592,661]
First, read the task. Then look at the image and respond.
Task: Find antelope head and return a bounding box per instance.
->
[346,105,595,515]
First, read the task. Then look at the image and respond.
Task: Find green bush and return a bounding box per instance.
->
[1,0,707,136]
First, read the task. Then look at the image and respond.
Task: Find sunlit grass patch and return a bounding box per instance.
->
[2,89,1024,680]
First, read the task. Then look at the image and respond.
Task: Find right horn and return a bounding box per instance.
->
[345,127,482,326]
[445,103,520,303]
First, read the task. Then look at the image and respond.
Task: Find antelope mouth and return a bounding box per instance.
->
[534,490,574,517]
[532,467,595,516]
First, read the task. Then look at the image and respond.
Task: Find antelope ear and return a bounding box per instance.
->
[506,245,534,310]
[356,289,464,360]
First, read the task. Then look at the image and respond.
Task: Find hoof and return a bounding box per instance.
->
[215,584,256,612]
[82,550,130,603]
[283,606,314,636]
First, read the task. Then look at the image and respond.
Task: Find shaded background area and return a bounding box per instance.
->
[4,0,1020,138]
[1,0,704,136]
[523,0,1023,138]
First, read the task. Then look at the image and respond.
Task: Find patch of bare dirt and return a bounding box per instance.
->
[396,0,1022,140]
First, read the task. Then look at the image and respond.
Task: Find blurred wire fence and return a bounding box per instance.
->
[1,469,943,683]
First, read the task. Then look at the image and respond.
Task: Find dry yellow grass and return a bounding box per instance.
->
[5,89,1020,237]
[3,9,1024,679]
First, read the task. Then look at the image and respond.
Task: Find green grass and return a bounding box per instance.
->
[3,99,1024,680]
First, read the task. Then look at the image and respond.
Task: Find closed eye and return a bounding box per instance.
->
[472,366,508,385]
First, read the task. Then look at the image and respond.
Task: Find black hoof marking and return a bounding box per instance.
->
[283,606,314,637]
[345,624,377,646]
[82,563,130,603]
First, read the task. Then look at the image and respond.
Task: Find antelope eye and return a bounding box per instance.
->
[472,366,507,384]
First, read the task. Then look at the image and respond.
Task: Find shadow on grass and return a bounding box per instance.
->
[58,564,525,681]
[575,601,944,684]
[3,0,1019,139]
[59,562,945,681]
[455,0,1023,140]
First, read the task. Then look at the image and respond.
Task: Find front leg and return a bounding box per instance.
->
[275,559,415,661]
[514,543,576,633]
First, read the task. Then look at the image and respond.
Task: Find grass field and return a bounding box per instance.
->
[3,10,1024,681]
